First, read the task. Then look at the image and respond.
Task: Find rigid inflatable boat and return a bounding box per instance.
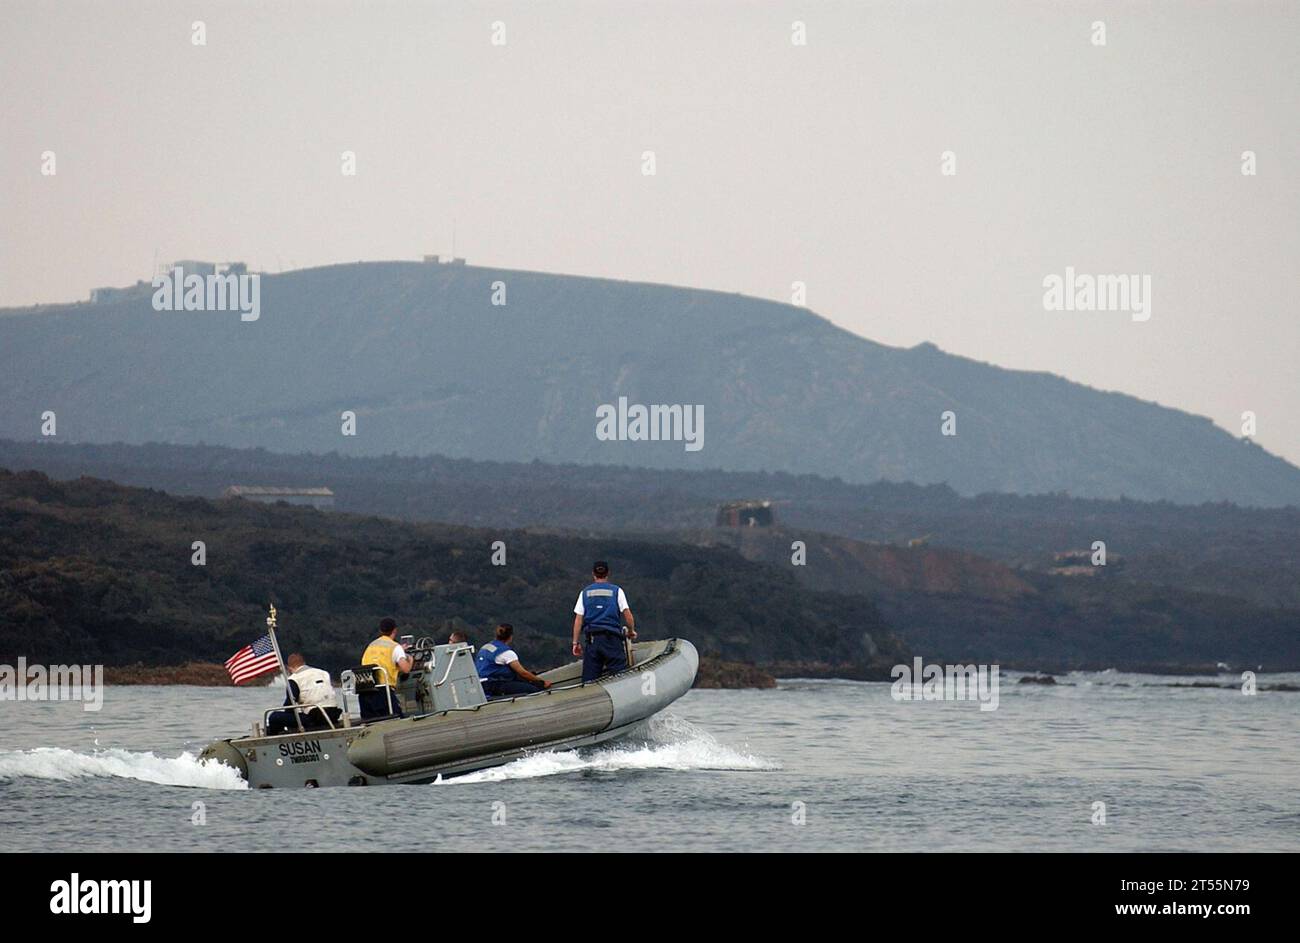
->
[200,636,699,787]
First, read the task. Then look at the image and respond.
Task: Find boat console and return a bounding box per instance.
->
[339,637,487,722]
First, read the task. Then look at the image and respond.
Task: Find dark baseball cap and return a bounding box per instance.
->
[592,560,609,575]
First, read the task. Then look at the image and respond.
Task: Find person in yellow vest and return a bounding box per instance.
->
[359,617,413,719]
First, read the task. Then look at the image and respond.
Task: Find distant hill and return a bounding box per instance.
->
[2,261,1298,505]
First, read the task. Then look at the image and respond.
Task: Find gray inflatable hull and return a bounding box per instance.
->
[200,638,698,788]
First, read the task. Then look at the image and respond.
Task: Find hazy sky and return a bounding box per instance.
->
[3,1,1298,464]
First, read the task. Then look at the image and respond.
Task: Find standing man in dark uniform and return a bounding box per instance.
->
[572,561,636,682]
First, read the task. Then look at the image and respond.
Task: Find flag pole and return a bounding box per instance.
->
[265,603,303,733]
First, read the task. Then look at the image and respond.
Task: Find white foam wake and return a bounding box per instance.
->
[438,714,778,784]
[0,747,248,790]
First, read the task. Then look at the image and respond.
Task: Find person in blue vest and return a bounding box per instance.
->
[474,623,552,699]
[572,561,637,682]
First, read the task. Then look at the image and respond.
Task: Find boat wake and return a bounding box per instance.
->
[0,747,248,790]
[0,717,772,790]
[438,714,778,784]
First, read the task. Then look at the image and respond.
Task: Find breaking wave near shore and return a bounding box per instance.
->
[437,714,778,784]
[0,747,248,790]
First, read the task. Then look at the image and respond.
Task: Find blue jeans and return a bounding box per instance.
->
[582,632,628,683]
[482,678,544,699]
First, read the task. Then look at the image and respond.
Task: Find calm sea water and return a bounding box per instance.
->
[2,672,1297,853]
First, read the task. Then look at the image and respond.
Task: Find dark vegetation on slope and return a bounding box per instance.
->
[0,470,902,678]
[6,439,1298,610]
[4,445,1299,671]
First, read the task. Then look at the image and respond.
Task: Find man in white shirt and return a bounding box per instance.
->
[268,653,341,733]
[572,561,637,682]
[359,617,413,719]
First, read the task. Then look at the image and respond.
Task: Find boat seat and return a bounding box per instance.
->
[263,704,342,734]
[296,704,342,730]
[351,664,402,720]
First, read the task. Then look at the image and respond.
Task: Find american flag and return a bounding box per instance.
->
[225,634,280,685]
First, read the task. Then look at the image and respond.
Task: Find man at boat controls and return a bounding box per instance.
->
[359,617,412,719]
[267,653,342,734]
[572,561,636,683]
[448,630,469,645]
[475,623,552,698]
